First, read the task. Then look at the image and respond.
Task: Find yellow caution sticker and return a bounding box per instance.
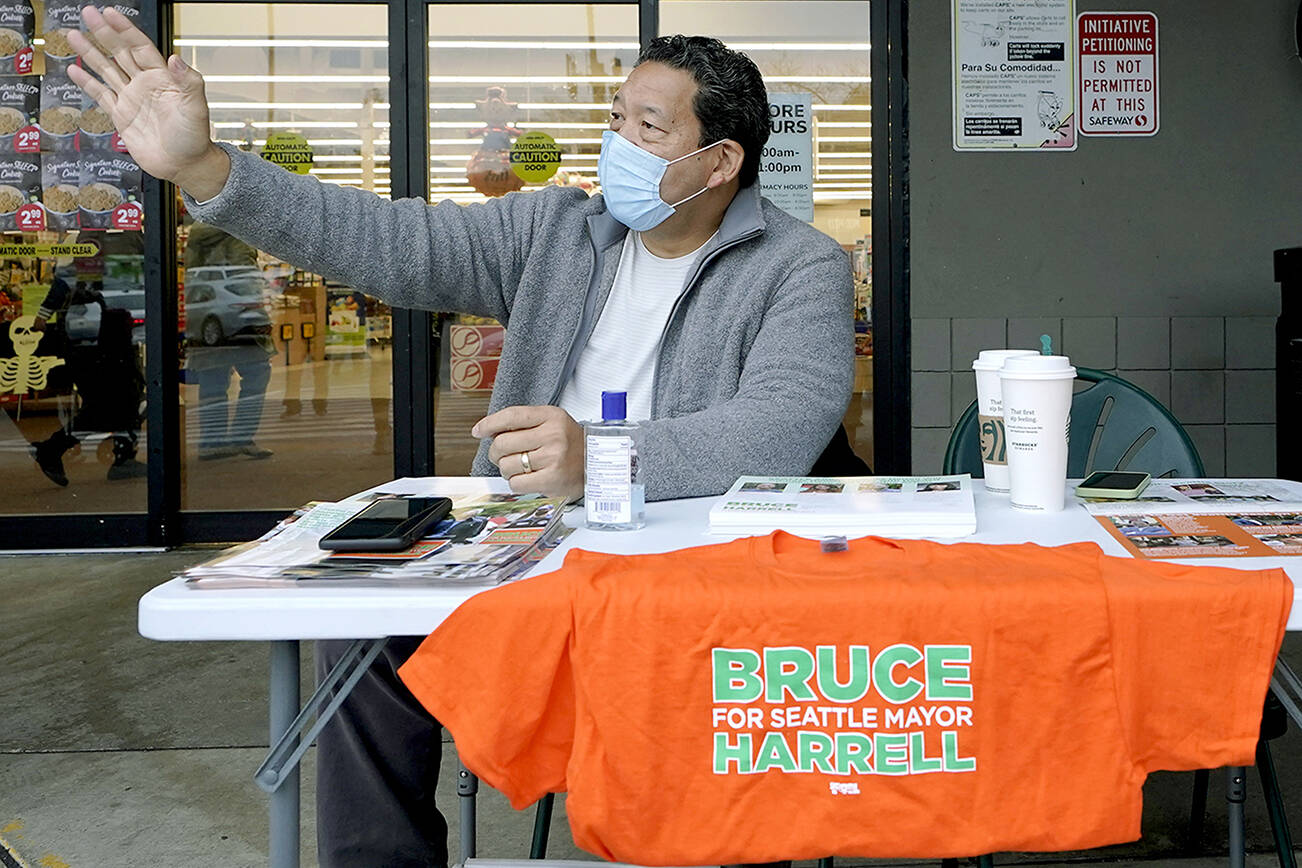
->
[261,132,314,175]
[509,131,562,183]
[0,244,100,257]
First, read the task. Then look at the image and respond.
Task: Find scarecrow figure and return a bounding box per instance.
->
[466,86,525,197]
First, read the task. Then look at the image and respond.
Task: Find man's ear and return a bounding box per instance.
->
[706,140,744,188]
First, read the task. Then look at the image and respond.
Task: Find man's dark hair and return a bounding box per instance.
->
[636,35,769,189]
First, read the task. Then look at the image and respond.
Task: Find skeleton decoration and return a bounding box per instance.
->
[1,316,64,395]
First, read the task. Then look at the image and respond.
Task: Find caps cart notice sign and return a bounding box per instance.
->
[952,0,1077,151]
[261,132,314,174]
[1078,11,1158,136]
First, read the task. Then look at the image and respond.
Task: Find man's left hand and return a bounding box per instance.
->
[472,405,584,500]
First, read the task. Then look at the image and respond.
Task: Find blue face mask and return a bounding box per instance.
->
[597,130,725,231]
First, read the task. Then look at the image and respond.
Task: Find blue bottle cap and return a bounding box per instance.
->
[601,390,627,421]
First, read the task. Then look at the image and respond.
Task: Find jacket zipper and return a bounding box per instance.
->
[647,227,763,418]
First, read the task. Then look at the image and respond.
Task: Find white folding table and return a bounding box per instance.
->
[138,479,1302,868]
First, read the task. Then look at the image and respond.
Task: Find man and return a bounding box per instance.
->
[69,9,854,866]
[183,223,276,460]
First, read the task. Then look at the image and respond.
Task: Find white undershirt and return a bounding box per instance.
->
[557,231,711,423]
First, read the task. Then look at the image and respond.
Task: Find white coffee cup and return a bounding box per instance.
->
[971,349,1039,492]
[999,354,1077,512]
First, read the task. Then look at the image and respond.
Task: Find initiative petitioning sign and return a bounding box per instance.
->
[1077,11,1159,136]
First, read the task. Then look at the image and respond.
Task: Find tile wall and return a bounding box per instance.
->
[910,316,1278,477]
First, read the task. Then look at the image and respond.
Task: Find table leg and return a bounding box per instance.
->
[270,640,301,868]
[1227,765,1246,868]
[458,760,478,863]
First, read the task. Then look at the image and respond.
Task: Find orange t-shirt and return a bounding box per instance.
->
[398,531,1292,865]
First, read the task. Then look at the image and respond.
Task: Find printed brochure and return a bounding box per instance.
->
[181,477,574,588]
[1083,478,1302,559]
[709,475,977,538]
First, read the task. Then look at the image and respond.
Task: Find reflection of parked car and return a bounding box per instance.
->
[185,264,263,284]
[185,275,272,347]
[64,284,146,346]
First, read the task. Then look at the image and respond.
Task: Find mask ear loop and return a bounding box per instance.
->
[667,185,710,209]
[665,139,727,166]
[664,140,727,209]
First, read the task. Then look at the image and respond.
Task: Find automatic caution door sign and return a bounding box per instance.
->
[261,131,315,174]
[509,131,562,183]
[1078,11,1159,136]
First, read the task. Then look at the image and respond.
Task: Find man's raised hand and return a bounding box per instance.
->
[67,6,230,200]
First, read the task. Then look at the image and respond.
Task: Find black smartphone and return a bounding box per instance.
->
[319,497,453,552]
[1074,471,1152,500]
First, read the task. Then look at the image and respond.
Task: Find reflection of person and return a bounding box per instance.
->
[68,13,855,868]
[184,222,274,460]
[28,275,146,485]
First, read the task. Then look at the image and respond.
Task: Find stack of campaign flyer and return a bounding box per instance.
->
[1081,478,1302,560]
[708,475,977,539]
[181,477,573,588]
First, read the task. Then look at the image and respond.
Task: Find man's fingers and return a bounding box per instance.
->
[104,4,167,71]
[507,471,548,496]
[486,429,544,466]
[66,29,130,93]
[65,64,119,115]
[472,405,556,439]
[168,54,204,90]
[79,6,137,76]
[90,5,168,71]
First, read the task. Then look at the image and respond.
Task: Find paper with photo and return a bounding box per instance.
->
[710,474,977,538]
[1094,511,1302,559]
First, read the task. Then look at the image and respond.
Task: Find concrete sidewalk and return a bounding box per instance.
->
[2,550,1300,868]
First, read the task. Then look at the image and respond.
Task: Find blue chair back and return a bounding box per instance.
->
[943,366,1205,478]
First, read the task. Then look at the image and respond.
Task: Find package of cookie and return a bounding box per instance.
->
[39,71,81,152]
[0,0,34,75]
[42,0,84,80]
[41,151,78,230]
[0,152,40,230]
[0,75,38,152]
[78,103,124,152]
[79,146,142,230]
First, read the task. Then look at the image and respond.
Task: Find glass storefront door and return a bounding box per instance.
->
[0,0,884,544]
[0,11,150,512]
[661,0,873,466]
[175,3,395,510]
[425,4,639,473]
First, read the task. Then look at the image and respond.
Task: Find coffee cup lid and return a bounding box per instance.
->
[972,349,1039,371]
[999,354,1077,380]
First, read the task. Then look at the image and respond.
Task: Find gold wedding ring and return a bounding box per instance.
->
[520,450,533,474]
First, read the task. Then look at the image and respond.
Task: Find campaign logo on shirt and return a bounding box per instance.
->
[710,644,977,780]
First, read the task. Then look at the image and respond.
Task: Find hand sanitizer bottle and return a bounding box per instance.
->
[583,390,646,530]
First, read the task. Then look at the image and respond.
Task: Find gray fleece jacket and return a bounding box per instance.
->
[185,144,855,501]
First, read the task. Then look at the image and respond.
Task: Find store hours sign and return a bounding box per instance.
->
[759,93,813,223]
[1078,11,1159,136]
